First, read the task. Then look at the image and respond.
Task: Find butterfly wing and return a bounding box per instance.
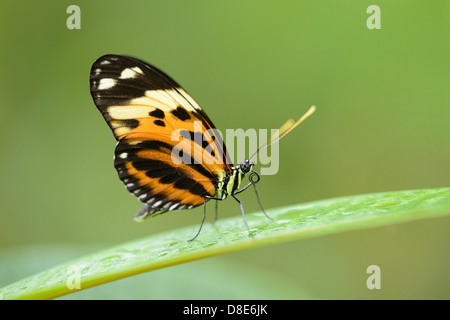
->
[90,54,232,218]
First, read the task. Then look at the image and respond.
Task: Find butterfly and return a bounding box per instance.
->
[90,54,316,240]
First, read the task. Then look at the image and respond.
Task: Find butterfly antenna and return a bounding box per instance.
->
[249,105,316,160]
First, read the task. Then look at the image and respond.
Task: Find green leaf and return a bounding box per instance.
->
[1,187,449,300]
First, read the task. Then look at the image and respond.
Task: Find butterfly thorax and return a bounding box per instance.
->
[214,160,253,200]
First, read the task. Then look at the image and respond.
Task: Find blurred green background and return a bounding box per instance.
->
[0,0,448,299]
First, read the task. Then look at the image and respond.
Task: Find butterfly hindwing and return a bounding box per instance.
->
[114,135,217,218]
[90,54,232,217]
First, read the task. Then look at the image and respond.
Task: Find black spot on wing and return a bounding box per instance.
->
[171,106,191,121]
[149,108,165,119]
[153,120,165,127]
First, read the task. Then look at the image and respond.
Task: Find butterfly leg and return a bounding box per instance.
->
[205,195,222,222]
[231,194,254,238]
[212,199,219,225]
[233,181,253,195]
[188,199,207,242]
[252,183,274,221]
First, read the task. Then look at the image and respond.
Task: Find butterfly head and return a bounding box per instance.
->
[239,159,254,174]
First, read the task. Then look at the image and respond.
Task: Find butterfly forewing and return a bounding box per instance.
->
[90,54,232,217]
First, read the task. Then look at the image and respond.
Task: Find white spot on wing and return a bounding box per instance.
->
[119,67,143,79]
[130,96,174,112]
[107,105,153,119]
[138,194,148,201]
[98,78,117,90]
[119,152,128,159]
[153,200,163,207]
[134,66,143,73]
[143,89,179,110]
[100,60,111,65]
[162,202,172,210]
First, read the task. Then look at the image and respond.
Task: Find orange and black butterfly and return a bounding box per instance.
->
[90,54,315,240]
